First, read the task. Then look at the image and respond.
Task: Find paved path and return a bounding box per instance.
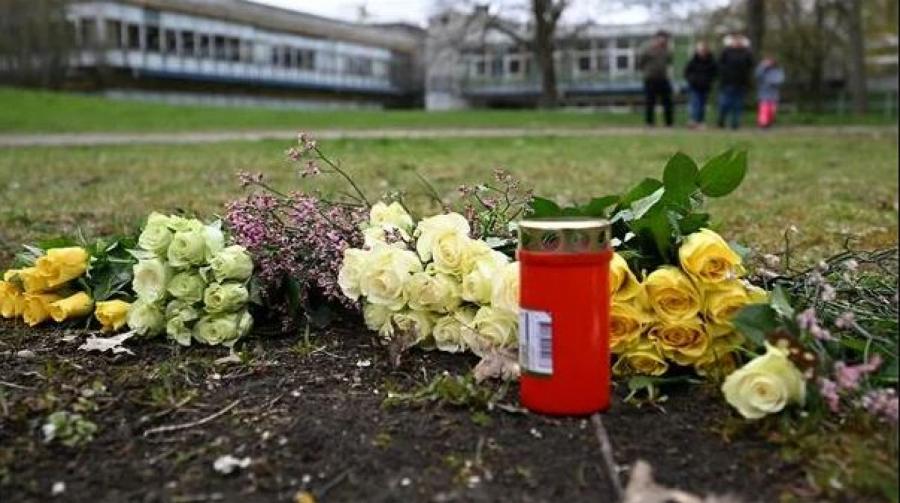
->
[0,125,896,147]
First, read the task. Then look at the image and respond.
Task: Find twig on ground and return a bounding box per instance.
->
[592,413,625,501]
[143,399,241,437]
[171,493,225,503]
[0,380,36,390]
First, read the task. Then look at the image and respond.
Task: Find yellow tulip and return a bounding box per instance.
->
[36,247,90,289]
[48,292,94,323]
[94,300,131,333]
[23,293,62,326]
[0,281,24,318]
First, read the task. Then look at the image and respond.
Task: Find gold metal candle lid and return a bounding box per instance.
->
[518,217,611,253]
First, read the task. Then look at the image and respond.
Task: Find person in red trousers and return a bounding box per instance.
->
[755,55,785,128]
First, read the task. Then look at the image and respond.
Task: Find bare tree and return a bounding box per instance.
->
[745,0,765,51]
[0,0,72,88]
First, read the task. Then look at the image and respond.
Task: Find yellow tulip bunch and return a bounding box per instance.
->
[0,247,130,332]
[610,229,766,379]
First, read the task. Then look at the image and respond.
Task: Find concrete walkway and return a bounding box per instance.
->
[0,125,895,147]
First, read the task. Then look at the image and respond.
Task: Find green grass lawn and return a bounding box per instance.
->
[1,130,896,265]
[1,86,896,133]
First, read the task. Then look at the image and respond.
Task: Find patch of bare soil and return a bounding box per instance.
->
[0,319,799,503]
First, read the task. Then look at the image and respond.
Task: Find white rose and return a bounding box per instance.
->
[167,228,208,269]
[431,232,475,277]
[138,212,174,256]
[209,245,254,282]
[490,261,520,313]
[432,309,476,353]
[393,310,435,343]
[405,272,461,314]
[203,222,225,261]
[166,270,206,304]
[370,201,414,234]
[462,250,510,305]
[363,303,394,339]
[166,302,199,346]
[358,246,423,311]
[338,248,370,301]
[414,213,470,262]
[127,298,165,337]
[722,342,807,420]
[193,310,253,347]
[470,306,518,355]
[133,259,171,304]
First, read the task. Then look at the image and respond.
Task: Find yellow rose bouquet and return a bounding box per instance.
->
[530,150,765,380]
[1,237,137,330]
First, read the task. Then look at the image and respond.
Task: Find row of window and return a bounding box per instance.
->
[76,17,378,76]
[470,52,634,78]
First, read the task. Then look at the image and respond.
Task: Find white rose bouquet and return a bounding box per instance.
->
[127,213,254,347]
[338,203,520,359]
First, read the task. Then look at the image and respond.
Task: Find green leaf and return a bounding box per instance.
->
[630,187,665,221]
[617,178,663,209]
[661,152,699,211]
[37,237,77,250]
[630,205,673,262]
[678,213,710,236]
[770,285,795,319]
[580,195,619,217]
[728,240,753,263]
[698,150,748,197]
[731,303,779,348]
[529,196,562,218]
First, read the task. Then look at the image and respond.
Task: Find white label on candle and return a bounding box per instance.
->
[519,309,553,375]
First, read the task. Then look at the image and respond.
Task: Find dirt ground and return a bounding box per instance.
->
[0,318,801,503]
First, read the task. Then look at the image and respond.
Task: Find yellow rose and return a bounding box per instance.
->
[703,279,754,326]
[48,292,94,322]
[35,247,90,289]
[609,300,651,354]
[745,282,768,304]
[649,317,709,365]
[694,337,741,379]
[414,213,470,262]
[17,267,52,293]
[678,229,744,284]
[644,266,702,321]
[722,342,807,419]
[23,293,62,326]
[490,261,519,313]
[0,281,24,318]
[94,300,131,333]
[405,272,461,314]
[610,252,642,301]
[358,245,423,311]
[612,338,668,377]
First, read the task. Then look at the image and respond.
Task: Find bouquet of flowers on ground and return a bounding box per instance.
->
[338,202,520,360]
[1,239,136,332]
[128,212,254,347]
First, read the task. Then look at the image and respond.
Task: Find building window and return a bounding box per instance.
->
[490,56,503,77]
[165,30,177,54]
[181,31,195,57]
[578,55,591,72]
[475,59,486,76]
[615,38,629,49]
[596,54,609,73]
[213,35,225,60]
[79,17,97,47]
[297,49,315,70]
[241,40,253,63]
[199,35,211,58]
[616,54,629,71]
[145,25,160,53]
[104,19,122,48]
[347,56,373,76]
[508,58,521,75]
[270,46,280,66]
[127,24,140,50]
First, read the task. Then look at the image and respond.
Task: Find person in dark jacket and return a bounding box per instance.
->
[716,33,754,129]
[683,41,717,128]
[638,30,674,127]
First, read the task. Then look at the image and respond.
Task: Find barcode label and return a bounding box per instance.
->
[519,309,553,375]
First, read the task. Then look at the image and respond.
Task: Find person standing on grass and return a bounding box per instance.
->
[716,33,754,129]
[638,30,674,127]
[755,55,785,128]
[684,41,718,129]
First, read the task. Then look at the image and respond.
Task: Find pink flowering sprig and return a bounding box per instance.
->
[287,132,372,208]
[458,168,533,245]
